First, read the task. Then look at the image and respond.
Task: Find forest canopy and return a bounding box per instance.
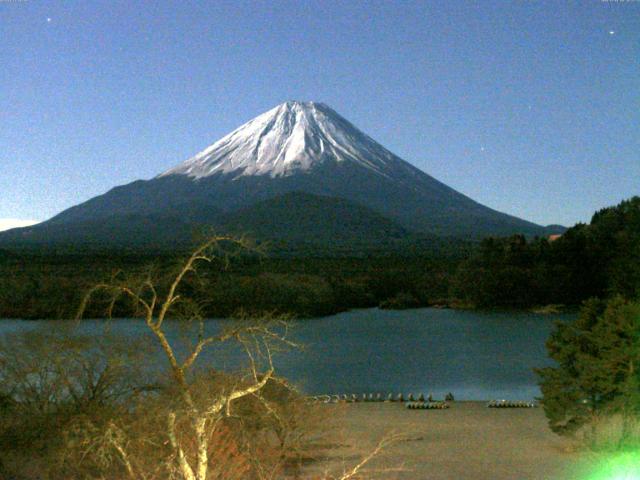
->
[452,196,640,308]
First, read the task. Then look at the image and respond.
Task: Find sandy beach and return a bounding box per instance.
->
[306,401,586,480]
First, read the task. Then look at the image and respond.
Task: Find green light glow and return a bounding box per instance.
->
[579,452,640,480]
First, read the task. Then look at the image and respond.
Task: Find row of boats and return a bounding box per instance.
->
[406,401,450,409]
[487,400,537,408]
[308,394,538,409]
[309,393,449,403]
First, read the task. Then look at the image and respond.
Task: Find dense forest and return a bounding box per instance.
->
[0,249,463,320]
[0,196,638,320]
[451,196,640,308]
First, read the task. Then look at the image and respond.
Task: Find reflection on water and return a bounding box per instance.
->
[0,308,574,400]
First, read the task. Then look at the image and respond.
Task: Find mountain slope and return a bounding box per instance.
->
[2,101,561,249]
[0,214,197,250]
[218,191,409,243]
[0,192,412,251]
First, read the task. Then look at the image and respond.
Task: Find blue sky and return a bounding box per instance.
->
[1,0,638,228]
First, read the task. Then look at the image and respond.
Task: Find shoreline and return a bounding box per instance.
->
[0,303,578,322]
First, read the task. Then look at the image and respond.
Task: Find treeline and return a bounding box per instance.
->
[1,196,637,319]
[0,251,462,320]
[452,196,640,308]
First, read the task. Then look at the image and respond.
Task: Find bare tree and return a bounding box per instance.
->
[76,236,297,480]
[66,236,405,480]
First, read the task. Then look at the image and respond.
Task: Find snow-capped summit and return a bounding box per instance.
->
[160,101,404,179]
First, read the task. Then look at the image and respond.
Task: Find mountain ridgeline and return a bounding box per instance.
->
[1,101,563,251]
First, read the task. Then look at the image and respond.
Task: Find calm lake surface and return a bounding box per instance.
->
[0,308,574,400]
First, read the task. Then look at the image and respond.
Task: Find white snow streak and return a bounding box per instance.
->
[159,101,408,180]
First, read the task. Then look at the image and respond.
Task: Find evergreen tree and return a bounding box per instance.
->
[536,297,640,443]
[591,297,640,445]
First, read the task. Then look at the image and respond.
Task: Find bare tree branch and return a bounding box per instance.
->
[337,432,406,480]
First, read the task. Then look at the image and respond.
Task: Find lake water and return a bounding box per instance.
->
[0,308,574,400]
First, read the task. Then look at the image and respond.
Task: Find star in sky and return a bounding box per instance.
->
[47,18,52,23]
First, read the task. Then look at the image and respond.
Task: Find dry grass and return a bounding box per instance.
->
[577,413,640,451]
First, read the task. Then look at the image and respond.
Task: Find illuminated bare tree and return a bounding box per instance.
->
[77,236,296,480]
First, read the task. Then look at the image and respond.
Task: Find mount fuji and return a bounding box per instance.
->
[1,101,562,250]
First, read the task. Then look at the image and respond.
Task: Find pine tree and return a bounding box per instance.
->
[591,297,640,446]
[536,297,640,441]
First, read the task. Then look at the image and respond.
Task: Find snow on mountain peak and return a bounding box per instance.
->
[160,101,403,179]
